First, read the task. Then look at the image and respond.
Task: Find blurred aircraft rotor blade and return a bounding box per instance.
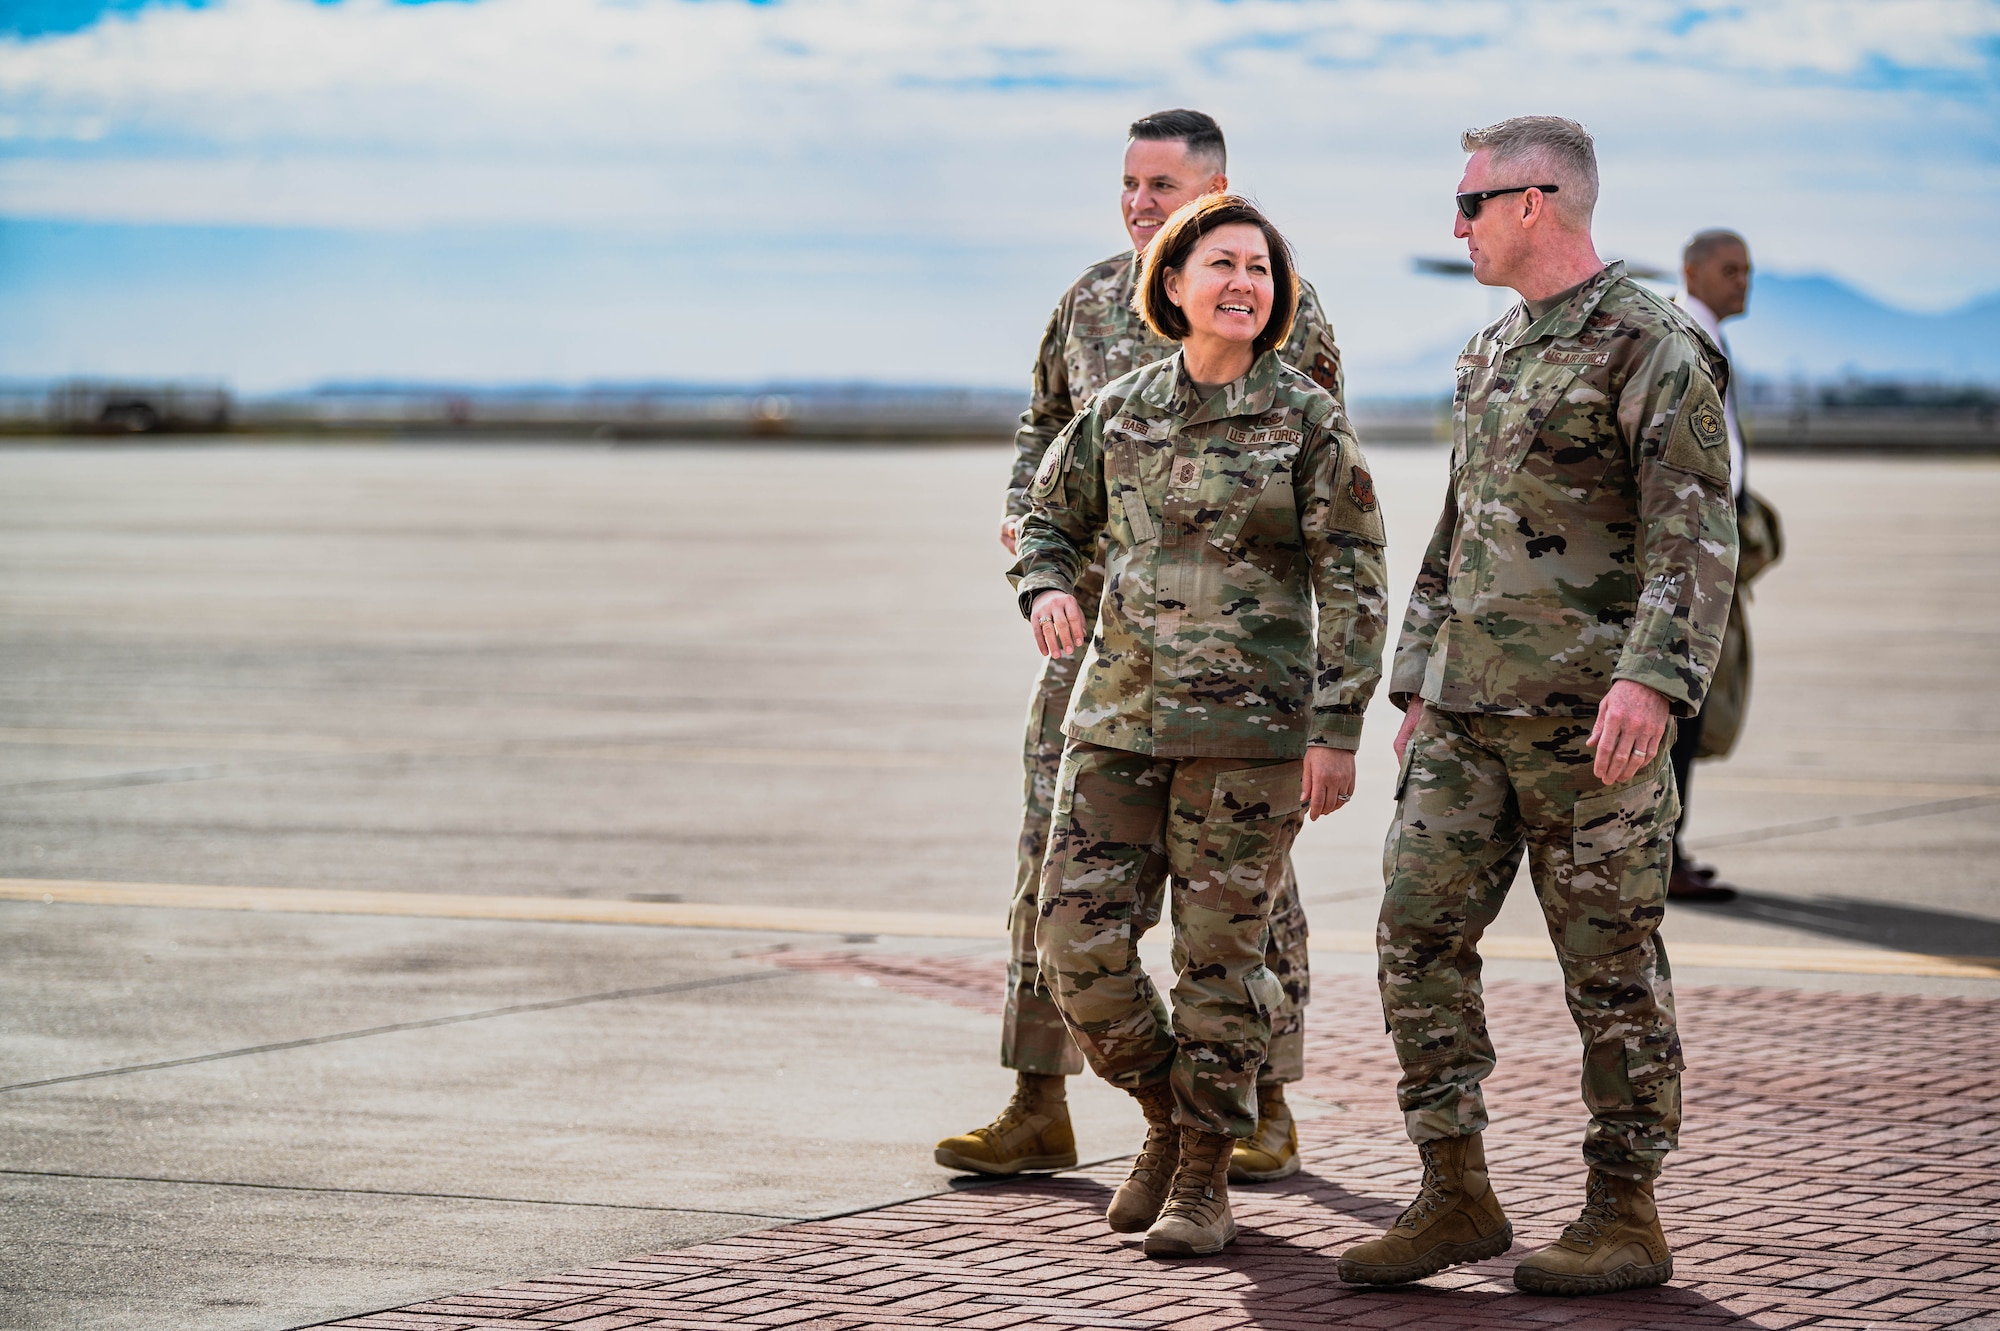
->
[1412,255,1673,281]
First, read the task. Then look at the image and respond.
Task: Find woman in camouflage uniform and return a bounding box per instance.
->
[1011,195,1388,1258]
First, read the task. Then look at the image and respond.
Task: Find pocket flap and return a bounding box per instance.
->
[1210,761,1305,823]
[1573,772,1679,866]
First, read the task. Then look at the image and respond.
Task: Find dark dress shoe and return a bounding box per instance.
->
[1668,863,1738,901]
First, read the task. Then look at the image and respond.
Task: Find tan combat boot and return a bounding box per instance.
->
[933,1072,1077,1176]
[1337,1133,1514,1285]
[1513,1169,1672,1296]
[1142,1125,1238,1258]
[1106,1080,1179,1232]
[1230,1082,1300,1183]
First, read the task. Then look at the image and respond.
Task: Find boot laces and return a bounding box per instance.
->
[1394,1143,1452,1229]
[1559,1174,1620,1248]
[1164,1136,1227,1214]
[973,1088,1039,1143]
[1133,1118,1176,1175]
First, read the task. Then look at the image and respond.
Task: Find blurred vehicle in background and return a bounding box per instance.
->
[42,380,233,434]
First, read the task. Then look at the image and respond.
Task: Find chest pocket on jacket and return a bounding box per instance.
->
[1499,352,1615,500]
[1208,449,1300,584]
[1232,474,1301,582]
[1452,356,1494,473]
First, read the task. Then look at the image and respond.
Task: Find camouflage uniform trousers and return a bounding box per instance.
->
[1036,740,1307,1139]
[1000,555,1311,1085]
[1379,705,1685,1180]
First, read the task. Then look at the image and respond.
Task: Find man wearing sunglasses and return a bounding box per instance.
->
[934,108,1347,1193]
[1339,116,1739,1296]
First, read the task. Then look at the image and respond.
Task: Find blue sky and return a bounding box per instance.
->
[2,0,1996,392]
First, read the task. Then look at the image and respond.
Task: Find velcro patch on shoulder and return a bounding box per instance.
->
[1305,328,1343,394]
[1457,352,1494,370]
[1329,448,1387,545]
[1661,374,1732,485]
[1028,433,1073,502]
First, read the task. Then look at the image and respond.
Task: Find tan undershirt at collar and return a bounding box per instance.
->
[1524,274,1594,321]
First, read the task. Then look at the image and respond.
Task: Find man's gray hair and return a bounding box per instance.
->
[1683,228,1748,267]
[1460,115,1598,228]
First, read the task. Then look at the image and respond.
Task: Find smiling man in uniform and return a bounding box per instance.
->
[934,109,1346,1188]
[1337,116,1738,1296]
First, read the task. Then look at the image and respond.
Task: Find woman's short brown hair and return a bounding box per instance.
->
[1135,194,1298,357]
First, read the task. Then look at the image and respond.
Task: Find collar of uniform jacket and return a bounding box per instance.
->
[1503,259,1629,350]
[1139,347,1285,427]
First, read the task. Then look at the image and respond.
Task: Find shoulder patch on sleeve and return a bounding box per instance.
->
[1329,443,1387,545]
[1661,373,1732,485]
[1304,328,1343,396]
[1028,435,1069,502]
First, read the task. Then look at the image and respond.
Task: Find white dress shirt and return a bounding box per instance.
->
[1679,293,1746,499]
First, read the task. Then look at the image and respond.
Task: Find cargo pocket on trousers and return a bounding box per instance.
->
[1198,762,1305,915]
[1243,964,1283,1025]
[1564,769,1679,957]
[1381,725,1428,885]
[1036,751,1084,912]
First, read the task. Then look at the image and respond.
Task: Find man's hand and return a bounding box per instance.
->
[1587,680,1672,785]
[1029,589,1087,659]
[999,515,1021,556]
[1303,746,1356,820]
[1392,700,1425,763]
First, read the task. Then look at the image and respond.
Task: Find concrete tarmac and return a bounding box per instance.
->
[1,440,1996,1329]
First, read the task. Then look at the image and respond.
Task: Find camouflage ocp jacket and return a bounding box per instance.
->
[1003,249,1346,521]
[1011,349,1388,759]
[1391,261,1740,719]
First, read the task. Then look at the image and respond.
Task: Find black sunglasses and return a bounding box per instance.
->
[1456,184,1560,220]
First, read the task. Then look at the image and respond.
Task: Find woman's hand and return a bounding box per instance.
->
[1029,590,1087,659]
[1302,745,1356,820]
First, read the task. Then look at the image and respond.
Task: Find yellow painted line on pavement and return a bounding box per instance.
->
[0,728,985,769]
[0,879,1002,940]
[1700,775,2000,799]
[0,727,417,754]
[5,879,2000,980]
[1310,928,2000,980]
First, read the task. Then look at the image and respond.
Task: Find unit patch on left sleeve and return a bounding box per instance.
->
[1348,465,1377,512]
[1661,374,1732,485]
[1029,437,1069,500]
[1330,453,1387,545]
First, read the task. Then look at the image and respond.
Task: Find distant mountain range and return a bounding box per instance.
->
[1349,271,2000,400]
[1727,273,2000,386]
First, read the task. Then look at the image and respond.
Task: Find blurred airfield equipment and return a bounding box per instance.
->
[243,381,1028,441]
[0,380,1018,441]
[1411,255,1673,281]
[15,379,234,434]
[0,372,1991,451]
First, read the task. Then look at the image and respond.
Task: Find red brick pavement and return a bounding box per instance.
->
[321,950,2000,1331]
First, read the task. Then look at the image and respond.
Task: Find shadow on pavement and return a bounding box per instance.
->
[1231,1223,1737,1329]
[1676,890,2000,958]
[940,1171,1117,1200]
